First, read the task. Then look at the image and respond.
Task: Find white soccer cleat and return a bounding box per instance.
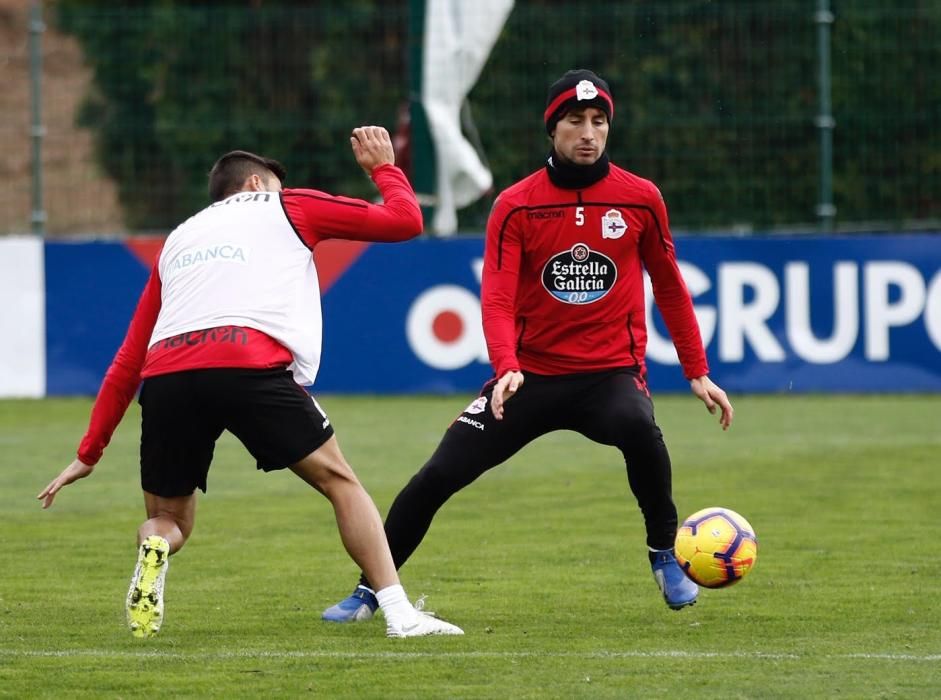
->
[386,611,464,638]
[126,535,170,638]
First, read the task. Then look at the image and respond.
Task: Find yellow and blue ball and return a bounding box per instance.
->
[675,507,758,588]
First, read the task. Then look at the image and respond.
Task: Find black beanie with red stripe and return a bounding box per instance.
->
[544,69,614,134]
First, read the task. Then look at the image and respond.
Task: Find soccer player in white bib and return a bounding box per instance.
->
[39,126,463,639]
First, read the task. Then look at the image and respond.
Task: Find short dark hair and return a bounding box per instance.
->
[208,150,287,202]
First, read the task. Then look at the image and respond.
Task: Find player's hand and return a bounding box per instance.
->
[37,458,94,509]
[491,370,524,421]
[689,375,734,430]
[350,126,395,175]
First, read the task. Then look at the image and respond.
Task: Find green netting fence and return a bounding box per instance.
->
[2,0,939,235]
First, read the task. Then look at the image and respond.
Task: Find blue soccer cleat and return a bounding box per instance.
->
[651,549,699,610]
[322,585,378,622]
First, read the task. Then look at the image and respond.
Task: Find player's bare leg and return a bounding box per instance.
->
[140,491,196,553]
[127,492,194,638]
[292,437,462,637]
[291,437,398,591]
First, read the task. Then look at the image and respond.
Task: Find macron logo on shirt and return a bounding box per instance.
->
[165,244,249,279]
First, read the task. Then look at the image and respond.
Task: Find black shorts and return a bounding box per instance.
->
[138,367,334,497]
[447,365,660,457]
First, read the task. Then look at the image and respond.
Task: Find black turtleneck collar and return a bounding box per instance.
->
[545,149,610,189]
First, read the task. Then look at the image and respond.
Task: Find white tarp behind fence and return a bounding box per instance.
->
[423,0,514,235]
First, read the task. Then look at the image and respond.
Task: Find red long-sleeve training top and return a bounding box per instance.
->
[481,163,708,380]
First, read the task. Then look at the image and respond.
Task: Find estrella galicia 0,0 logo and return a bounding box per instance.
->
[541,243,617,304]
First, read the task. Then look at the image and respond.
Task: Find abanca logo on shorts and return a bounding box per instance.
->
[541,243,617,304]
[457,415,485,431]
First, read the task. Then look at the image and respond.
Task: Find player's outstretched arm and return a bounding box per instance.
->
[37,458,95,509]
[689,375,734,431]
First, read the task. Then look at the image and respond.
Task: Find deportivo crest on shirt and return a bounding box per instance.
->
[541,243,617,305]
[576,80,599,101]
[601,209,627,239]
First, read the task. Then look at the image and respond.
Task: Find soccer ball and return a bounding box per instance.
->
[674,507,758,588]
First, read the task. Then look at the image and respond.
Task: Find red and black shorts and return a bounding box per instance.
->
[138,367,334,497]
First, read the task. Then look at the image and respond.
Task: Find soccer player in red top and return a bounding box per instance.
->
[38,126,462,639]
[323,70,734,623]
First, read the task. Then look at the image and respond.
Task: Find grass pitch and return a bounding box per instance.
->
[1,393,939,698]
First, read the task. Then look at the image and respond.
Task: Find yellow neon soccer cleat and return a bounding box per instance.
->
[126,535,170,638]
